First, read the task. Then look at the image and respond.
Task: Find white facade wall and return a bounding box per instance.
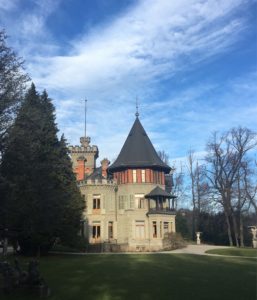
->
[80,181,176,251]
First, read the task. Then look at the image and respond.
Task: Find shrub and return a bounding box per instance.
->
[162,232,186,250]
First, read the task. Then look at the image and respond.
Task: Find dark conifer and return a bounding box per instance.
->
[1,84,84,255]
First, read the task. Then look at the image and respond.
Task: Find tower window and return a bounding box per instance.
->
[93,195,101,209]
[141,170,145,183]
[133,170,137,183]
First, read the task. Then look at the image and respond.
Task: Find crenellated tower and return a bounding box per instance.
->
[69,136,99,181]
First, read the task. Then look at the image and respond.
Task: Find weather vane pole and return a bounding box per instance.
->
[135,96,139,117]
[85,98,87,137]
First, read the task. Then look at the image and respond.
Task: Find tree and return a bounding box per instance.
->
[187,150,210,239]
[54,134,85,245]
[0,29,29,156]
[1,84,84,255]
[205,127,257,246]
[171,162,185,209]
[158,150,169,165]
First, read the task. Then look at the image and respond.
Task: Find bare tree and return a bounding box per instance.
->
[187,150,197,237]
[205,127,257,246]
[170,162,186,210]
[158,150,169,165]
[0,29,29,157]
[187,150,209,238]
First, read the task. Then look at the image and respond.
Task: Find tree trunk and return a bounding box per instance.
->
[231,208,239,247]
[237,174,244,247]
[224,209,233,246]
[239,211,244,247]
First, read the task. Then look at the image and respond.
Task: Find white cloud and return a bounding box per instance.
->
[1,0,255,165]
[32,0,246,93]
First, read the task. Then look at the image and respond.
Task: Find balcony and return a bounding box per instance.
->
[147,207,176,215]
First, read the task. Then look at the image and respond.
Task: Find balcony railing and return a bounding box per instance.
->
[147,208,176,215]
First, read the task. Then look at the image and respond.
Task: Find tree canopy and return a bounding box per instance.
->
[0,29,29,156]
[1,84,84,255]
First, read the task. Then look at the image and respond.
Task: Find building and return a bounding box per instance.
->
[69,114,176,251]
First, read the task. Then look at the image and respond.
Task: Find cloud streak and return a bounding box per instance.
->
[0,0,256,166]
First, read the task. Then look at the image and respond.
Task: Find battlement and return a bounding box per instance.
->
[77,178,117,186]
[68,145,98,154]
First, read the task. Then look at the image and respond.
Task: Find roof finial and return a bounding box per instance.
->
[84,98,87,137]
[135,96,139,118]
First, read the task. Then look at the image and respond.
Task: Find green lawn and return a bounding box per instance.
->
[206,248,257,257]
[0,254,256,300]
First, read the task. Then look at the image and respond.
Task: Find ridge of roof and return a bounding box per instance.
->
[108,117,171,173]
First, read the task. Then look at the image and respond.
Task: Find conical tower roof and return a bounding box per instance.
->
[108,117,171,173]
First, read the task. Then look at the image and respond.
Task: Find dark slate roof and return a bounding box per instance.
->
[145,186,171,198]
[108,117,171,173]
[86,167,104,180]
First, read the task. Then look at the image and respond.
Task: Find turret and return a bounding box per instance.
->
[108,116,171,185]
[69,138,99,180]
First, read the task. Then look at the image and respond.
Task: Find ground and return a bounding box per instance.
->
[0,246,256,300]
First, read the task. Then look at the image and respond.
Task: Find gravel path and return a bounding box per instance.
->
[46,244,257,258]
[169,244,230,255]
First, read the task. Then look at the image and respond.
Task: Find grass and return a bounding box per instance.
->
[206,247,257,257]
[0,254,256,300]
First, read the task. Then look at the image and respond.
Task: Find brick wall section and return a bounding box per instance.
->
[136,169,142,183]
[76,159,85,181]
[128,169,132,183]
[113,169,166,184]
[161,172,165,185]
[101,158,110,178]
[146,169,150,183]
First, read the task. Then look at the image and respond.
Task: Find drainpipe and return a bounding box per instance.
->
[114,185,118,221]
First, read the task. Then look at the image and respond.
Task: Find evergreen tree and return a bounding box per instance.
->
[1,84,84,255]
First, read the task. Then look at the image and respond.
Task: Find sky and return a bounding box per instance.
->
[1,0,257,167]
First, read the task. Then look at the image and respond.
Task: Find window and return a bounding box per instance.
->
[135,221,145,239]
[164,222,169,234]
[152,221,157,238]
[133,170,137,183]
[141,170,145,183]
[160,221,162,238]
[135,194,145,209]
[92,224,101,239]
[129,195,134,209]
[119,196,125,209]
[108,221,113,239]
[93,195,101,209]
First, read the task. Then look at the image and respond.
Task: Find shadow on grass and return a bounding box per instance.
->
[205,248,257,257]
[0,254,256,300]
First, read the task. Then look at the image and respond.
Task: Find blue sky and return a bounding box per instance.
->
[1,0,257,167]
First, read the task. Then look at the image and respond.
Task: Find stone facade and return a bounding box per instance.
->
[69,117,176,252]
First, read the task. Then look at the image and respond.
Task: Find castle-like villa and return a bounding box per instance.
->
[69,113,176,251]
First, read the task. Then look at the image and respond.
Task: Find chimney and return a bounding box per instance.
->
[101,158,110,178]
[76,156,86,181]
